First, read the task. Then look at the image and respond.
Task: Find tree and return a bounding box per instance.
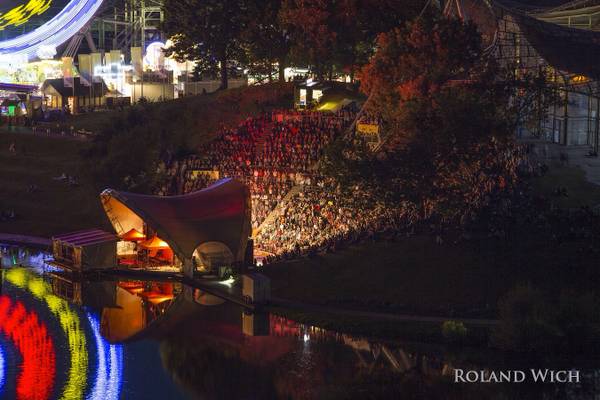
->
[322,14,555,223]
[162,0,248,89]
[84,102,197,192]
[242,0,292,82]
[280,0,425,80]
[279,0,337,79]
[359,15,484,130]
[493,284,556,352]
[329,0,427,81]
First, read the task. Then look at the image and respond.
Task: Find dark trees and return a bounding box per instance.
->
[163,0,248,89]
[243,0,292,82]
[323,15,554,222]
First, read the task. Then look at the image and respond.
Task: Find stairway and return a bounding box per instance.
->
[253,185,303,238]
[254,122,274,156]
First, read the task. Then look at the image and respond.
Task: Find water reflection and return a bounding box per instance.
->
[85,313,122,400]
[1,246,59,274]
[0,295,56,400]
[0,258,598,399]
[0,343,4,397]
[101,280,180,343]
[6,268,88,400]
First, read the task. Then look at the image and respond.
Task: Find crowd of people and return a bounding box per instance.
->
[255,177,420,261]
[158,103,539,265]
[160,107,357,231]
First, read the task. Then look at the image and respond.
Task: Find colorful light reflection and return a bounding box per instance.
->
[0,344,4,396]
[86,312,123,400]
[6,268,87,400]
[0,295,56,400]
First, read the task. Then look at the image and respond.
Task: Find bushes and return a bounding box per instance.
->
[441,321,468,343]
[84,83,293,192]
[493,284,600,353]
[492,284,557,352]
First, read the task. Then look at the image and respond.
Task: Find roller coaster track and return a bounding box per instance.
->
[0,0,105,60]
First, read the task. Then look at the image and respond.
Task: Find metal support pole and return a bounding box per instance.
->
[594,97,600,157]
[563,89,569,145]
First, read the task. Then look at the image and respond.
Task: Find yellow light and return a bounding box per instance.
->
[6,268,88,400]
[0,0,53,30]
[219,276,235,287]
[571,75,588,83]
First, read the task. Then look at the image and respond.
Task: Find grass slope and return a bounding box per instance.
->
[0,133,107,237]
[263,229,600,318]
[531,164,600,208]
[0,84,293,238]
[263,238,504,317]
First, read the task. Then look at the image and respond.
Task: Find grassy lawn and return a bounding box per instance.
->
[0,84,294,238]
[0,132,108,237]
[263,238,506,316]
[531,164,600,208]
[66,82,294,135]
[262,230,600,318]
[64,111,116,133]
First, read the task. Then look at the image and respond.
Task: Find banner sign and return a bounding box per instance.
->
[357,123,379,135]
[190,170,220,180]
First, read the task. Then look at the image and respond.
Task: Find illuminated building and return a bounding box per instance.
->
[0,0,227,108]
[101,178,252,277]
[41,77,108,111]
[444,1,600,150]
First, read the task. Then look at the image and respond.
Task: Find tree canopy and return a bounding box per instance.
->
[322,14,554,223]
[163,0,249,89]
[162,0,426,85]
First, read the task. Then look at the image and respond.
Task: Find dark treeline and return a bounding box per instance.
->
[162,0,427,88]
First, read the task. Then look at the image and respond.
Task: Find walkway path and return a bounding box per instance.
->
[269,297,499,328]
[0,229,500,328]
[0,126,88,141]
[0,232,50,248]
[101,268,499,328]
[525,140,600,185]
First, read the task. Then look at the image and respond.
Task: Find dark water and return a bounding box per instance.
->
[1,247,600,400]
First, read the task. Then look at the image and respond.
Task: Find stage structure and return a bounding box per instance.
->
[101,178,252,277]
